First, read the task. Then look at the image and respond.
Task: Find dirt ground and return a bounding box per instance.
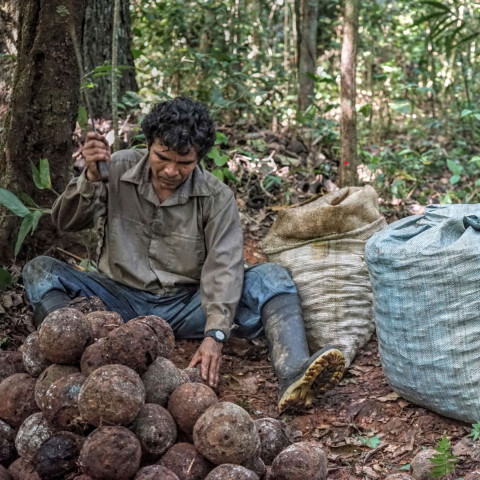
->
[1,231,479,480]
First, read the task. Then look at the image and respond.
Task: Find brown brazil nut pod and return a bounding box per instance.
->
[80,338,109,376]
[0,419,16,467]
[15,412,55,463]
[0,351,26,383]
[78,364,145,426]
[254,418,291,465]
[193,402,259,466]
[0,373,38,428]
[22,333,51,378]
[168,383,218,437]
[38,308,92,364]
[8,457,40,480]
[0,465,11,480]
[42,373,88,433]
[142,357,188,407]
[79,426,141,480]
[271,442,327,480]
[205,464,259,480]
[129,404,177,461]
[35,364,80,411]
[132,316,175,358]
[102,320,160,375]
[35,432,83,480]
[85,311,123,340]
[135,465,179,480]
[158,442,212,480]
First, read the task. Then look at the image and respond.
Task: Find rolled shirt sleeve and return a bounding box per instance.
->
[200,191,244,338]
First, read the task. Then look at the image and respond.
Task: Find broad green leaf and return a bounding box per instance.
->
[474,114,480,122]
[446,159,462,176]
[358,435,381,449]
[207,148,229,167]
[31,159,51,190]
[77,106,88,129]
[215,132,229,145]
[461,109,473,118]
[450,175,460,185]
[223,168,239,184]
[475,179,480,187]
[0,188,30,217]
[211,168,224,182]
[14,213,35,256]
[30,210,43,233]
[0,267,12,289]
[17,192,39,209]
[39,159,51,189]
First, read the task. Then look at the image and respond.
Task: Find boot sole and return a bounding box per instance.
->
[278,347,345,411]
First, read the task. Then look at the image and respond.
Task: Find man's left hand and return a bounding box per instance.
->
[188,337,223,388]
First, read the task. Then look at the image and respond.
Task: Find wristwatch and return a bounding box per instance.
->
[204,329,227,343]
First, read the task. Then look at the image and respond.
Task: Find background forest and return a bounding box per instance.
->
[1,0,480,261]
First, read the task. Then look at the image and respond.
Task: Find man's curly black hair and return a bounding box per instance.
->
[141,97,216,159]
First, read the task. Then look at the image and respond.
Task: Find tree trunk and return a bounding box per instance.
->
[0,0,86,261]
[339,0,359,187]
[0,0,19,125]
[82,0,138,119]
[296,0,319,112]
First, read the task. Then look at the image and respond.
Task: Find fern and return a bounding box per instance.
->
[429,435,459,478]
[468,422,480,442]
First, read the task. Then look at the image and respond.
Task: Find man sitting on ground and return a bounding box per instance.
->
[22,97,345,410]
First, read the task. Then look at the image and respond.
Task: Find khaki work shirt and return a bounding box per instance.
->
[52,149,244,337]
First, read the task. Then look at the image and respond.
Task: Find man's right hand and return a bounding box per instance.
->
[82,132,111,182]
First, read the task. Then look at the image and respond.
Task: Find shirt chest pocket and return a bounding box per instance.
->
[164,232,206,280]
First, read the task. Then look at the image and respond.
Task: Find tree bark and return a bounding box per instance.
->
[339,0,359,187]
[0,0,19,125]
[296,0,319,112]
[0,0,86,261]
[82,0,138,118]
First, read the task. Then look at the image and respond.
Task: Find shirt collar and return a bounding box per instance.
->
[120,149,211,206]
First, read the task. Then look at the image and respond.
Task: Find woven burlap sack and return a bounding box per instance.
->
[261,186,386,367]
[366,204,480,423]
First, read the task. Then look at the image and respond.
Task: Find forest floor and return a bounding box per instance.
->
[1,230,479,479]
[1,126,479,479]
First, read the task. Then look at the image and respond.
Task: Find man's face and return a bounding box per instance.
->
[148,139,198,196]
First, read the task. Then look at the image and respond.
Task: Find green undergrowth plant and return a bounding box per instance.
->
[0,159,57,256]
[429,435,458,478]
[0,266,13,289]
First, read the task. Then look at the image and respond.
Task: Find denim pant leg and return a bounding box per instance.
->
[232,262,297,339]
[165,262,298,340]
[22,256,141,320]
[22,256,205,331]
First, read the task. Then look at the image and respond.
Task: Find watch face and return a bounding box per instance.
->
[214,330,226,341]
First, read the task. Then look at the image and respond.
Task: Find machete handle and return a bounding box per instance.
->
[97,160,109,182]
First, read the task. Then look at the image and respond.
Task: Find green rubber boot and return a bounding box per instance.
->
[261,293,345,411]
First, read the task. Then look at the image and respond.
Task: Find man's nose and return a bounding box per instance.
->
[164,163,179,177]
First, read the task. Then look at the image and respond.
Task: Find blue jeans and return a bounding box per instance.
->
[22,256,297,339]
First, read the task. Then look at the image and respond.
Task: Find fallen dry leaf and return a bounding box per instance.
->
[378,392,400,402]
